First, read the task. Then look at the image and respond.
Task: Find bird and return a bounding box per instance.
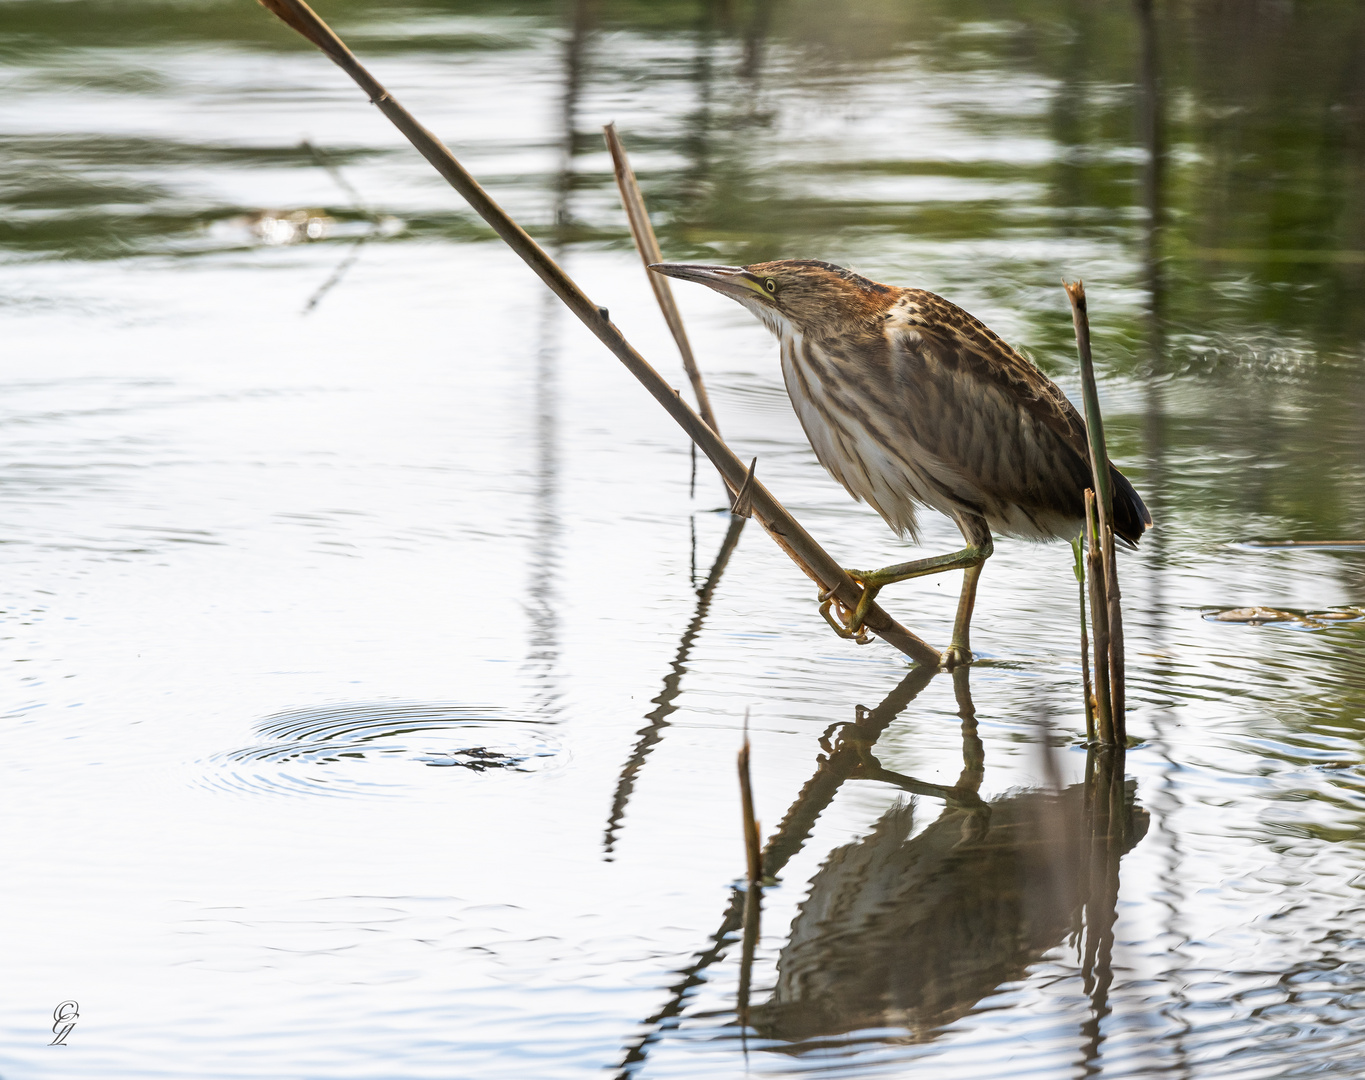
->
[650,259,1151,667]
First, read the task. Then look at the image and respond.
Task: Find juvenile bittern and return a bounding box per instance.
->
[651,260,1151,667]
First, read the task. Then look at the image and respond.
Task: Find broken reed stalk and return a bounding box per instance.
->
[1066,281,1126,744]
[255,0,940,669]
[737,724,762,1025]
[603,124,720,438]
[1085,492,1115,744]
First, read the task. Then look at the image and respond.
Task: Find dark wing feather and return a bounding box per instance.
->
[886,290,1150,543]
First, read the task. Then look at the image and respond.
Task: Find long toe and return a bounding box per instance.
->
[941,643,973,669]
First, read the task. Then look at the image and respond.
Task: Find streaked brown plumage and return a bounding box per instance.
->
[651,259,1151,666]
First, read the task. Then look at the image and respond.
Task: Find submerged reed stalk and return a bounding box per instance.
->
[1085,491,1115,744]
[255,0,940,668]
[1066,280,1125,744]
[1071,535,1095,742]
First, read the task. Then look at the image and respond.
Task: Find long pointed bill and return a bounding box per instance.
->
[649,262,767,302]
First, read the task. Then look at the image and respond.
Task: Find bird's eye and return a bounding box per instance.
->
[764,278,777,294]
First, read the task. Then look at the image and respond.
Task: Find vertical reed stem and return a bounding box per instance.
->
[1085,491,1114,745]
[1066,280,1126,744]
[1103,525,1126,738]
[1072,535,1095,742]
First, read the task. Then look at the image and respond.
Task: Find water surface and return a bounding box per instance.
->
[1,2,1364,1077]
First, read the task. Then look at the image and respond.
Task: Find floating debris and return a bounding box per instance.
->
[1205,606,1365,629]
[243,208,334,244]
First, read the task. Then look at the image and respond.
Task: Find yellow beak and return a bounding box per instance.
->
[649,263,768,302]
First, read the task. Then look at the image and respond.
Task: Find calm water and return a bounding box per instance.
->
[2,1,1364,1077]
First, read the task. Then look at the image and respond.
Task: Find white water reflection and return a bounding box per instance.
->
[2,3,1364,1079]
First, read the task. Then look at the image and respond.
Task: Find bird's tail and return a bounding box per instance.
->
[1108,464,1153,548]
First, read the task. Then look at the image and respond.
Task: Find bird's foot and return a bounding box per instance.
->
[817,574,881,645]
[940,642,973,669]
[818,584,874,645]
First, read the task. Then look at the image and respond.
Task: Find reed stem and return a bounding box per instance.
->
[1072,534,1095,742]
[256,0,940,668]
[1085,491,1114,745]
[604,124,720,438]
[1066,281,1126,743]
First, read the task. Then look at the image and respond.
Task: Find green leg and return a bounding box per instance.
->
[845,535,994,638]
[941,560,985,669]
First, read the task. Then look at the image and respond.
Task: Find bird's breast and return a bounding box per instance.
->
[776,329,947,541]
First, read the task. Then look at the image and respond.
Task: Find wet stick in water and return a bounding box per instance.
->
[1085,491,1115,745]
[254,0,940,668]
[1072,534,1095,742]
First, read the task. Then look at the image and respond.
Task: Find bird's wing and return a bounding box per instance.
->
[880,291,1094,521]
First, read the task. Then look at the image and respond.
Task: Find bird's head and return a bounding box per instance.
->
[649,259,894,339]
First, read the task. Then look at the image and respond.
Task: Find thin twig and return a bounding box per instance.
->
[604,123,720,437]
[1065,282,1114,521]
[299,138,377,315]
[256,0,940,667]
[302,236,368,314]
[300,138,371,216]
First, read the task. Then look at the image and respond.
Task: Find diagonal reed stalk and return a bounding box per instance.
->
[603,123,719,438]
[1066,281,1125,744]
[605,123,730,506]
[255,0,940,667]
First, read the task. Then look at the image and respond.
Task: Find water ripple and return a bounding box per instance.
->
[203,701,560,799]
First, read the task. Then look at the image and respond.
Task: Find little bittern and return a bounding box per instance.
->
[651,260,1151,667]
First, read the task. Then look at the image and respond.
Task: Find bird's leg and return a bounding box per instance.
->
[941,561,985,669]
[840,536,994,649]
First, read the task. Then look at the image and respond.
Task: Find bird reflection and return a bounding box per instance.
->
[617,668,1148,1075]
[749,674,1148,1047]
[753,778,1146,1045]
